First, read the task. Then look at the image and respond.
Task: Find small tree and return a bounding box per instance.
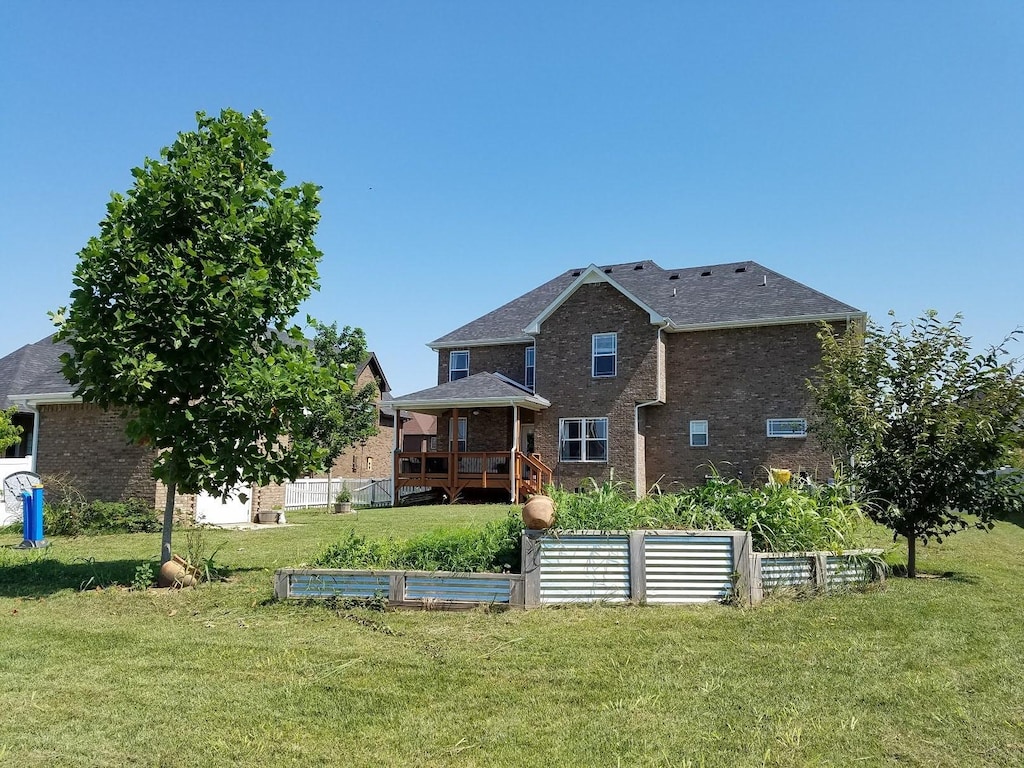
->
[810,312,1024,576]
[54,109,372,563]
[0,407,23,454]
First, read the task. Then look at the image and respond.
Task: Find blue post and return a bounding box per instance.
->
[17,483,48,549]
[21,491,33,541]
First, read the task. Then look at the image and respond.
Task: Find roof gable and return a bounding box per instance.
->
[523,264,666,335]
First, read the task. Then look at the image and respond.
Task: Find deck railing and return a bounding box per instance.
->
[395,451,553,501]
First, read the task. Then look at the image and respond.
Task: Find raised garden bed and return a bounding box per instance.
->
[276,530,885,609]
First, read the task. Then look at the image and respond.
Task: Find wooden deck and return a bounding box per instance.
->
[394,451,553,503]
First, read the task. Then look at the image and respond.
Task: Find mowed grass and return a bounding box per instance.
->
[1,505,1022,767]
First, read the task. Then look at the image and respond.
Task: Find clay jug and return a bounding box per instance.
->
[522,495,555,530]
[158,556,197,588]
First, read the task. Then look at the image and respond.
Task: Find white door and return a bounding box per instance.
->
[195,485,252,526]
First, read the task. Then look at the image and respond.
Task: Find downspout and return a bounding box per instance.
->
[510,403,519,504]
[634,400,660,499]
[633,322,670,498]
[27,400,41,474]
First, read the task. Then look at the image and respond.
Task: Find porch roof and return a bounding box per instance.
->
[388,372,551,413]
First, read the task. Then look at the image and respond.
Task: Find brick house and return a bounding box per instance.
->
[1,334,393,523]
[388,260,864,502]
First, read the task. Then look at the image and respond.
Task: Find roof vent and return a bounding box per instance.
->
[735,266,747,273]
[633,264,643,270]
[603,268,613,274]
[669,274,679,280]
[701,270,712,277]
[572,270,581,277]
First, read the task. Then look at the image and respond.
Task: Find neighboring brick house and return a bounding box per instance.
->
[389,260,863,501]
[0,334,393,523]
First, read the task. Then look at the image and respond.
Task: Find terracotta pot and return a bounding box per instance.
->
[158,556,197,588]
[522,494,555,530]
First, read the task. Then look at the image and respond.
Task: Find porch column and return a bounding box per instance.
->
[510,404,520,503]
[450,407,459,500]
[391,411,403,507]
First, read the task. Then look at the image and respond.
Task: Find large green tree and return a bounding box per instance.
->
[0,407,23,454]
[810,312,1024,576]
[54,109,373,563]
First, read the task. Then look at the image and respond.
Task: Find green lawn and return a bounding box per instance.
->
[1,505,1022,767]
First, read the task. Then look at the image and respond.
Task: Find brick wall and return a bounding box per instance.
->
[532,283,661,491]
[37,403,160,506]
[644,322,837,488]
[321,365,395,480]
[437,343,533,387]
[435,407,513,453]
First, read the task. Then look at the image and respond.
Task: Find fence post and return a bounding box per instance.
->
[628,530,646,604]
[813,553,829,592]
[730,532,754,607]
[274,569,291,600]
[521,532,542,607]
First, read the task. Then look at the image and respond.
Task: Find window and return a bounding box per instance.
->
[449,350,469,382]
[366,457,373,472]
[767,418,807,438]
[524,346,535,390]
[592,333,617,378]
[689,420,708,447]
[559,417,608,462]
[448,417,467,451]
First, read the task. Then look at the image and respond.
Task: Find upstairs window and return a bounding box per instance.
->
[767,418,807,438]
[559,417,608,462]
[525,346,535,391]
[689,420,709,447]
[592,333,617,378]
[449,350,469,382]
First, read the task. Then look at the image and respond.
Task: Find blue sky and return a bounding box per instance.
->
[1,2,1021,395]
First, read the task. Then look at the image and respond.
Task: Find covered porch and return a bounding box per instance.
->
[388,372,553,504]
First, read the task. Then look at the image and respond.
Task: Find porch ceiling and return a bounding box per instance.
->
[389,372,550,413]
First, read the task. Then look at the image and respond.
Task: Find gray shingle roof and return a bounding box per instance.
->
[389,372,550,410]
[430,260,861,347]
[0,334,74,410]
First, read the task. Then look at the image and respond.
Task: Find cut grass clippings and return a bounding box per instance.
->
[0,504,1022,767]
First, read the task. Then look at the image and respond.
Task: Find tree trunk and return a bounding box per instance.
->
[161,481,176,565]
[906,534,916,578]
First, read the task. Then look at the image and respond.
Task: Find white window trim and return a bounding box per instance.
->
[767,418,807,438]
[449,350,469,382]
[592,333,617,378]
[558,417,609,463]
[689,420,709,448]
[525,346,535,391]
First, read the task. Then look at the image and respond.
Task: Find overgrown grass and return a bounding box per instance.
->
[550,474,864,552]
[0,506,1022,766]
[314,512,523,572]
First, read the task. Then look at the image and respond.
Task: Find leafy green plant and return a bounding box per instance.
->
[335,487,352,503]
[129,562,155,591]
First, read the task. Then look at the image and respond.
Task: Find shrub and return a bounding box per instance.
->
[45,498,163,537]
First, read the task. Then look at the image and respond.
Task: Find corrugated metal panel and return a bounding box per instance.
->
[539,535,630,603]
[644,535,735,604]
[760,556,815,591]
[288,572,390,599]
[405,575,512,604]
[825,555,873,587]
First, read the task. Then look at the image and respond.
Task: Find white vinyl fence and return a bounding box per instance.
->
[284,478,433,509]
